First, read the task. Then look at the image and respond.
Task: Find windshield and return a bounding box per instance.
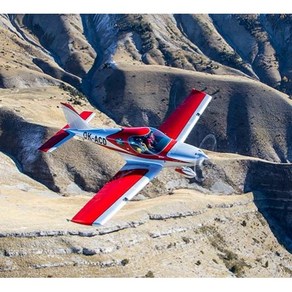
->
[128,128,171,155]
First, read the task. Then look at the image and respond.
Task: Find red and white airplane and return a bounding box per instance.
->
[39,89,212,226]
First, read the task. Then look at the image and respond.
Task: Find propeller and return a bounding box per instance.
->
[175,134,217,182]
[199,134,217,151]
[192,157,205,182]
[192,134,217,182]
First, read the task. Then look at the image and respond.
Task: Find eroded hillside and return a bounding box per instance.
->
[0,14,291,277]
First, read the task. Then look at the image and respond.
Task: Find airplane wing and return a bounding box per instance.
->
[71,163,163,226]
[159,89,212,142]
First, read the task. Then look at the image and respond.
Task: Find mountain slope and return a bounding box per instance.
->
[0,14,291,277]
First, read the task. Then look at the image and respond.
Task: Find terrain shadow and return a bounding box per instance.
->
[0,110,60,192]
[226,91,251,155]
[244,160,292,253]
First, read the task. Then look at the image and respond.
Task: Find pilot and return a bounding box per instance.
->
[145,132,156,151]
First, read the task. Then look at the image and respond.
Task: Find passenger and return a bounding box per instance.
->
[135,137,148,153]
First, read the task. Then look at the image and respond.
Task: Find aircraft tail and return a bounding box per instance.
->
[61,103,91,129]
[38,103,95,153]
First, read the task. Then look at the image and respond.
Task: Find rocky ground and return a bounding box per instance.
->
[0,14,291,277]
[1,147,291,277]
[0,157,291,277]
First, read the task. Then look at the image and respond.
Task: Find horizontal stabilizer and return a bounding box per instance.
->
[38,126,74,153]
[38,104,95,153]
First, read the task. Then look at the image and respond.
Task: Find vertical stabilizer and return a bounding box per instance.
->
[39,103,94,152]
[61,103,90,129]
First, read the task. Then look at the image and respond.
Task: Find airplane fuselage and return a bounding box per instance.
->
[68,126,208,167]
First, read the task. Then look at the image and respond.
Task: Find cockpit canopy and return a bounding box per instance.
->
[128,127,171,155]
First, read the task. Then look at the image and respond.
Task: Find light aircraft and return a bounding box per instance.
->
[39,89,212,226]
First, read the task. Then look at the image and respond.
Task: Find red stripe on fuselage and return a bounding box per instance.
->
[103,142,183,163]
[106,129,180,162]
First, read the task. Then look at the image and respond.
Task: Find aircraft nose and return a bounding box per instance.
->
[202,151,209,159]
[195,149,209,160]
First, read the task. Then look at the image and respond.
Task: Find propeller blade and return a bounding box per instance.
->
[193,157,206,182]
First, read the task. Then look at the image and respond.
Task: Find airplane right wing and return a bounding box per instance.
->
[71,162,163,226]
[159,89,212,143]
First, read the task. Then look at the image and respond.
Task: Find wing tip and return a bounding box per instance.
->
[70,218,104,227]
[191,88,201,94]
[71,215,105,226]
[38,146,48,152]
[190,88,206,96]
[38,145,56,153]
[71,218,92,226]
[191,88,212,100]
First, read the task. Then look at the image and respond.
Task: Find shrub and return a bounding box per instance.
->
[121,259,129,266]
[145,271,155,278]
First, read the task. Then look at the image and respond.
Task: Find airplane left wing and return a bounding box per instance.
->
[159,89,212,143]
[71,163,163,226]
